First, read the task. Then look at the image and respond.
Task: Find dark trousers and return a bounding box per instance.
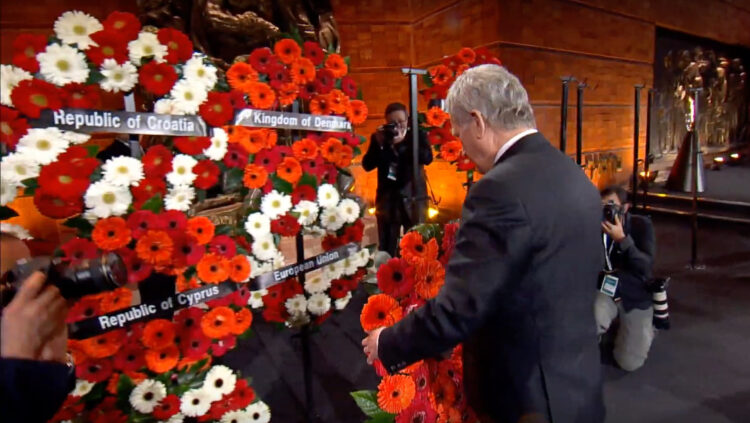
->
[376,200,413,257]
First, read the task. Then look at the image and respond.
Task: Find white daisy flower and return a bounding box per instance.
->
[335,291,353,310]
[221,410,251,423]
[260,190,292,220]
[71,379,95,397]
[204,128,228,161]
[320,207,345,232]
[180,389,212,418]
[128,31,167,65]
[249,289,267,308]
[0,180,18,206]
[337,198,361,224]
[341,256,359,277]
[303,270,330,294]
[244,213,271,239]
[245,401,271,423]
[16,128,69,165]
[303,225,326,237]
[0,65,32,107]
[324,261,344,281]
[61,131,91,145]
[202,365,237,401]
[293,200,319,227]
[129,379,167,414]
[251,234,278,262]
[84,180,132,218]
[0,153,40,185]
[99,59,138,93]
[183,55,218,90]
[0,223,32,240]
[166,154,198,187]
[165,185,196,211]
[307,293,331,316]
[164,414,184,423]
[170,79,208,115]
[249,256,273,279]
[154,98,185,115]
[354,248,371,268]
[53,11,102,49]
[102,156,144,187]
[81,209,99,224]
[37,43,89,86]
[285,294,307,316]
[271,250,286,269]
[317,184,340,209]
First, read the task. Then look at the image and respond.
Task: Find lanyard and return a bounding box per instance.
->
[603,233,615,271]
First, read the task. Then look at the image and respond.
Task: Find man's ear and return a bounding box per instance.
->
[469,110,485,139]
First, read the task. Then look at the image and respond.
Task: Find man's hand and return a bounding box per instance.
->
[602,214,626,242]
[392,127,407,145]
[362,327,385,365]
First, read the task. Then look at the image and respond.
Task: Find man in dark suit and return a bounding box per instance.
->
[362,102,433,257]
[362,65,605,423]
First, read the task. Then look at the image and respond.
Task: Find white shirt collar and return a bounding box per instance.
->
[493,129,538,164]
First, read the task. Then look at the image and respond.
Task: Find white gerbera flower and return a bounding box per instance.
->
[244,213,271,239]
[337,198,361,224]
[0,65,32,107]
[61,131,91,145]
[317,184,340,209]
[165,185,196,211]
[84,180,132,218]
[354,248,371,268]
[204,128,228,161]
[0,180,18,206]
[71,379,95,397]
[324,261,344,281]
[303,270,330,294]
[183,55,218,90]
[16,128,68,165]
[128,32,167,65]
[129,379,167,414]
[304,225,326,237]
[341,256,359,277]
[170,79,208,115]
[252,234,278,262]
[102,156,144,187]
[166,154,198,186]
[53,11,102,49]
[335,291,353,310]
[99,59,138,93]
[0,153,40,185]
[245,401,271,423]
[165,414,185,423]
[260,190,292,220]
[180,389,212,418]
[0,223,32,240]
[293,200,319,227]
[320,207,345,231]
[307,293,331,316]
[285,294,307,316]
[81,209,99,224]
[221,410,251,423]
[271,250,286,269]
[37,43,89,86]
[249,256,272,279]
[202,365,237,401]
[154,98,185,115]
[249,289,267,308]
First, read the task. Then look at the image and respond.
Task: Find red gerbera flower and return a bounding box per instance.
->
[179,328,211,359]
[159,210,189,234]
[139,61,178,96]
[10,79,62,119]
[229,379,256,410]
[157,28,193,64]
[198,91,234,127]
[102,11,141,41]
[122,251,152,284]
[210,334,236,357]
[223,143,249,168]
[131,177,167,209]
[127,210,161,238]
[152,394,180,420]
[249,47,275,73]
[299,81,317,101]
[61,237,98,263]
[175,307,205,332]
[171,233,204,268]
[228,89,248,109]
[66,296,100,323]
[303,41,324,66]
[301,156,326,181]
[267,62,291,90]
[254,148,282,173]
[456,154,476,171]
[377,258,416,299]
[33,190,83,219]
[274,38,302,65]
[173,135,211,155]
[113,343,145,373]
[291,184,316,204]
[192,159,220,190]
[57,146,99,176]
[0,106,29,150]
[271,214,301,237]
[428,127,454,146]
[86,30,128,66]
[76,358,114,383]
[314,68,335,94]
[61,83,102,109]
[208,234,236,259]
[11,33,47,73]
[142,145,173,176]
[341,76,358,99]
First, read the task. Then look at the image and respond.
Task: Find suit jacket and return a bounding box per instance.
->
[0,358,75,422]
[606,213,655,311]
[378,133,605,423]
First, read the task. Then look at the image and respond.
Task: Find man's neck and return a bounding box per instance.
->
[491,127,537,163]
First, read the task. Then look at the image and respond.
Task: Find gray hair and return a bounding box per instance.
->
[445,64,536,131]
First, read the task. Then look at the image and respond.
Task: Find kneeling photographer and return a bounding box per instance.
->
[595,185,656,372]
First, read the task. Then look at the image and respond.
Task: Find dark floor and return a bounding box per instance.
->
[651,162,750,203]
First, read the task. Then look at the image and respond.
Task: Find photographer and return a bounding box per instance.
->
[595,185,656,372]
[362,102,433,256]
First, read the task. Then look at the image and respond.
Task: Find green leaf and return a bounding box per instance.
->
[353,146,362,156]
[140,194,163,213]
[89,167,103,183]
[184,266,197,282]
[366,414,397,423]
[344,55,351,68]
[350,390,390,418]
[85,145,100,157]
[237,328,254,340]
[215,224,232,236]
[21,178,38,190]
[357,86,364,101]
[0,206,18,220]
[270,174,293,194]
[237,246,248,256]
[197,189,207,202]
[116,373,136,411]
[225,167,244,193]
[83,381,107,405]
[297,173,318,189]
[63,216,95,238]
[422,73,434,88]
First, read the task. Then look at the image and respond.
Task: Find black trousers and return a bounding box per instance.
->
[376,199,413,257]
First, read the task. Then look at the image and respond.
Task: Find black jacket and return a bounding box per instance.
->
[0,358,74,422]
[362,129,433,223]
[378,133,605,423]
[606,213,655,311]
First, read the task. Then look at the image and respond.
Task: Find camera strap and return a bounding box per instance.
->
[603,233,615,272]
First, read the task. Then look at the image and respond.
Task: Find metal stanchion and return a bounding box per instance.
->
[632,85,644,209]
[402,67,428,222]
[688,88,704,270]
[642,88,654,210]
[559,77,575,153]
[576,82,586,165]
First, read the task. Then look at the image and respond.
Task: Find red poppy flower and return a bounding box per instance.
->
[76,358,114,383]
[10,79,62,119]
[301,156,326,181]
[123,253,152,284]
[0,106,29,151]
[303,41,324,66]
[199,91,234,127]
[102,11,141,41]
[179,328,211,360]
[192,159,220,190]
[174,135,210,156]
[61,83,101,109]
[66,296,101,323]
[132,177,167,209]
[314,68,335,94]
[113,343,145,373]
[11,33,47,73]
[341,76,358,99]
[139,61,178,96]
[229,379,256,410]
[377,258,416,299]
[299,81,317,101]
[223,143,249,168]
[271,214,301,237]
[266,62,291,90]
[254,148,282,173]
[61,237,98,263]
[142,145,173,176]
[274,38,302,65]
[210,334,236,357]
[157,28,193,64]
[33,190,82,219]
[152,394,180,420]
[175,307,205,333]
[170,233,204,268]
[207,234,236,259]
[86,30,128,66]
[159,210,188,234]
[127,210,160,238]
[37,161,90,199]
[249,47,275,73]
[291,184,316,204]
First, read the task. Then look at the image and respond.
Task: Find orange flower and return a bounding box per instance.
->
[135,230,174,265]
[277,156,302,184]
[239,128,267,154]
[346,100,368,125]
[226,125,251,145]
[243,163,269,189]
[432,375,457,407]
[229,255,251,282]
[248,82,276,109]
[310,94,332,115]
[197,253,230,283]
[360,294,402,332]
[415,259,445,300]
[335,144,354,168]
[92,217,131,251]
[100,287,133,313]
[292,138,319,160]
[177,356,211,372]
[320,137,343,164]
[428,64,453,86]
[142,319,176,350]
[145,344,179,373]
[376,374,416,414]
[264,128,278,148]
[325,53,348,78]
[106,372,121,395]
[226,62,258,93]
[456,63,469,76]
[187,216,215,245]
[457,47,476,64]
[290,57,316,84]
[278,82,299,106]
[176,273,200,292]
[231,308,253,335]
[201,306,235,339]
[399,231,439,264]
[437,404,462,423]
[80,329,125,359]
[328,89,349,114]
[425,106,449,127]
[274,38,302,64]
[440,141,462,162]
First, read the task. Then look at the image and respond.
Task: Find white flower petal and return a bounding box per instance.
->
[128,32,167,65]
[129,379,166,414]
[102,156,144,187]
[260,190,292,220]
[165,185,196,211]
[202,365,237,402]
[170,79,208,115]
[84,180,132,218]
[317,184,340,209]
[53,11,102,49]
[180,389,212,418]
[0,65,32,107]
[16,128,69,165]
[183,54,218,90]
[99,58,138,93]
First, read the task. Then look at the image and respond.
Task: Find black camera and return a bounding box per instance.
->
[1,253,127,307]
[382,123,400,139]
[602,202,622,224]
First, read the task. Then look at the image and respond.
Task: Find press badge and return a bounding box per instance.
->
[387,162,398,181]
[600,274,619,297]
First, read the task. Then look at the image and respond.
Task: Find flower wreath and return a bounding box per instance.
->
[0,9,373,422]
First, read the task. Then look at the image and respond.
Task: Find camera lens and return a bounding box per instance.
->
[56,253,128,299]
